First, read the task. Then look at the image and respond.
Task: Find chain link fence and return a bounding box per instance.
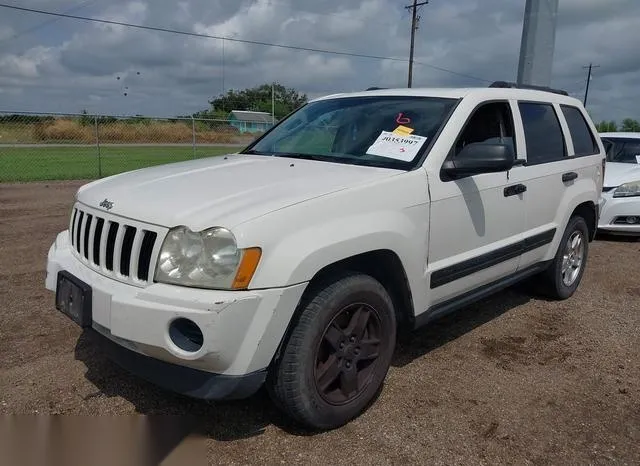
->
[0,111,273,182]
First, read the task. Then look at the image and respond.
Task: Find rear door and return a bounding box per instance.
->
[514,101,601,269]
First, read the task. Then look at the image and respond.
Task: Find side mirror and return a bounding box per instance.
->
[442,142,515,178]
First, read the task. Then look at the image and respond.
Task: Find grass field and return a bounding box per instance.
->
[0,145,236,182]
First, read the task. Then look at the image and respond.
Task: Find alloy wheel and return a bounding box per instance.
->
[313,303,384,405]
[561,230,585,287]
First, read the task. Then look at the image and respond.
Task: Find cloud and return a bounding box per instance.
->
[0,24,14,41]
[0,0,638,122]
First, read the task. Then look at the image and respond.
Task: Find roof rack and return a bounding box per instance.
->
[489,81,569,96]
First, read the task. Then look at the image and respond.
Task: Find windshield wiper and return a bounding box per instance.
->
[243,149,271,155]
[272,153,329,162]
[243,150,325,161]
[244,150,404,169]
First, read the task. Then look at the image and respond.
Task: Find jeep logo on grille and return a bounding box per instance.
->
[99,199,114,211]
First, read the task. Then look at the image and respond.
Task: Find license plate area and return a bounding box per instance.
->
[55,271,92,328]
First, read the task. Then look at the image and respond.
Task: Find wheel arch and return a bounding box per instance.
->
[268,249,416,369]
[571,200,597,241]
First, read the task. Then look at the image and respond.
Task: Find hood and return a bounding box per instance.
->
[77,154,399,230]
[604,162,640,188]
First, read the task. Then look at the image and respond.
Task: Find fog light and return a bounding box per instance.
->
[614,216,640,225]
[169,318,203,353]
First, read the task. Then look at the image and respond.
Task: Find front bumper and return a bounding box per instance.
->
[86,328,266,400]
[46,230,307,399]
[597,191,640,235]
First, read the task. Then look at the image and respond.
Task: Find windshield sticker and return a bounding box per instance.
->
[636,155,640,164]
[393,125,414,136]
[366,131,428,162]
[396,113,411,125]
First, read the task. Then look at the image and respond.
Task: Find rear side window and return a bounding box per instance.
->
[519,102,566,165]
[561,105,598,156]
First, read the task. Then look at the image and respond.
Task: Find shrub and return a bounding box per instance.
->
[34,119,93,143]
[27,118,241,144]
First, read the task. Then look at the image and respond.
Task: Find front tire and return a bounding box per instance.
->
[540,215,590,300]
[267,273,397,430]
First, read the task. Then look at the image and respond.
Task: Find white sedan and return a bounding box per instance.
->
[598,132,640,235]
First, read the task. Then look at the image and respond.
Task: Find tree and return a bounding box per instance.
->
[596,120,618,132]
[202,82,308,119]
[620,118,640,132]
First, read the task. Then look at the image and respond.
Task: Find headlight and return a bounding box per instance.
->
[155,226,261,290]
[613,180,640,198]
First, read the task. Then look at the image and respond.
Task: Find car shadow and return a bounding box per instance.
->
[595,231,640,243]
[73,332,314,442]
[73,282,535,445]
[392,285,532,367]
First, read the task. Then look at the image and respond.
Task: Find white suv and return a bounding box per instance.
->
[46,82,604,430]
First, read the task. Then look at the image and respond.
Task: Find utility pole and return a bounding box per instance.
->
[517,0,559,87]
[582,63,600,107]
[405,0,429,88]
[221,38,225,113]
[271,83,275,125]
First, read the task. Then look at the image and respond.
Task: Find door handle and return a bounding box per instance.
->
[562,172,578,182]
[504,184,527,197]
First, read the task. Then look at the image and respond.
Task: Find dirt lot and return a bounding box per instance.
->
[1,181,639,465]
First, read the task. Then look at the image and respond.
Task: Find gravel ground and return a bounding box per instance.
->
[1,181,639,465]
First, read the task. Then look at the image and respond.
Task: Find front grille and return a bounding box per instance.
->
[69,205,162,286]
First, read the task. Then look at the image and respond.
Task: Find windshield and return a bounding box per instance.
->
[243,95,458,170]
[602,137,640,164]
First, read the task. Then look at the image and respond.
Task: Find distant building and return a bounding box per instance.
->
[228,110,275,134]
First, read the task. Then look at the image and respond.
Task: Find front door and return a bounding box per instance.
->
[426,100,526,309]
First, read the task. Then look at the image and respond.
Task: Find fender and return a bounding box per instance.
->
[234,169,432,315]
[267,211,421,280]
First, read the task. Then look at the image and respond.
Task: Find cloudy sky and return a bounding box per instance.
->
[0,0,638,122]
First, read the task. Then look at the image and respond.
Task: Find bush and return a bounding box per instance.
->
[26,118,240,144]
[34,119,93,143]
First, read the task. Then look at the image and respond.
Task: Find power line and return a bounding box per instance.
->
[0,4,418,63]
[413,60,492,83]
[0,2,492,84]
[0,0,98,46]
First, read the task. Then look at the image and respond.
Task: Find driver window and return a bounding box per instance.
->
[453,102,516,158]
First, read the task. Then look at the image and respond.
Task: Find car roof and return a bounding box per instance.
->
[310,86,585,107]
[599,132,640,139]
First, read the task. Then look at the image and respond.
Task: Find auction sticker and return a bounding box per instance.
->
[393,125,414,136]
[366,131,428,161]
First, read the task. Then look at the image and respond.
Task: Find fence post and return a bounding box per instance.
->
[94,115,102,178]
[191,116,196,159]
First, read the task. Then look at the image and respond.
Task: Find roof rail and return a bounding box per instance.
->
[365,87,387,91]
[489,81,569,96]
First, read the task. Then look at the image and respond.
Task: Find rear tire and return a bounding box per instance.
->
[266,272,396,430]
[539,216,589,300]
